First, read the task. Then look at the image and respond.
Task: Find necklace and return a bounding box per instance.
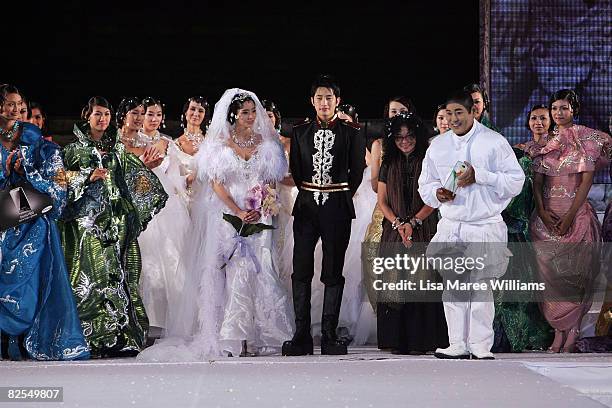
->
[185,129,205,151]
[0,121,20,142]
[231,128,255,148]
[120,130,140,148]
[91,131,115,152]
[138,129,161,146]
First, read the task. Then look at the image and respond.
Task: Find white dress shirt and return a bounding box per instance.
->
[418,120,525,224]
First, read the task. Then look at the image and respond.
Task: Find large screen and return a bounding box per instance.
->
[489,0,611,183]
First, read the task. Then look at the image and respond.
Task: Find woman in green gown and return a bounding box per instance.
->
[492,105,553,352]
[61,97,167,358]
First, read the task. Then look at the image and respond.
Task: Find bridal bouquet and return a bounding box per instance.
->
[221,184,280,271]
[223,183,280,237]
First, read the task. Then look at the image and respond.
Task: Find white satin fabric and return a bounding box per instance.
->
[138,139,191,329]
[138,89,293,361]
[172,142,197,211]
[276,175,298,293]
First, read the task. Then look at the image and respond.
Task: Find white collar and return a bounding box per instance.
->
[451,119,480,145]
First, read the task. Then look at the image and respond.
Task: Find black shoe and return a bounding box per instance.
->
[470,354,495,360]
[282,336,314,356]
[433,351,471,359]
[284,279,313,357]
[321,337,347,355]
[320,284,346,355]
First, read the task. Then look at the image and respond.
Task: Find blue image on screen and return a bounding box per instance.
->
[489,0,611,183]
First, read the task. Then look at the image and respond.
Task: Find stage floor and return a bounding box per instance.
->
[2,347,612,408]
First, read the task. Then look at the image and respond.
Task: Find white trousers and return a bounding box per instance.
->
[430,218,509,352]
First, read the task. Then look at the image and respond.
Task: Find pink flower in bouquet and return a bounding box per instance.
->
[245,184,263,210]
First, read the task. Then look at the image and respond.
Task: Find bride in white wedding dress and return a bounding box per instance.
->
[139,89,294,361]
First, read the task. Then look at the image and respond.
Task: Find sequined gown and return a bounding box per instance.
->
[0,123,90,360]
[492,148,552,352]
[526,125,611,334]
[61,123,167,358]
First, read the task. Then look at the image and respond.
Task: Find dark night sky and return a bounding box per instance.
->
[10,1,479,121]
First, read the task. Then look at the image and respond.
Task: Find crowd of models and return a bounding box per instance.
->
[1,75,611,362]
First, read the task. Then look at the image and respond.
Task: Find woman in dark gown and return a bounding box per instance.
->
[376,112,448,354]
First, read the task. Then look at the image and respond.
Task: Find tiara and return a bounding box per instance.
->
[385,111,416,138]
[231,92,251,103]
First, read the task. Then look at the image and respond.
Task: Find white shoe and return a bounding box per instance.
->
[434,343,470,359]
[469,346,495,360]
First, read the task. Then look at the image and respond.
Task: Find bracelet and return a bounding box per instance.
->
[409,217,423,229]
[391,217,400,230]
[392,217,407,230]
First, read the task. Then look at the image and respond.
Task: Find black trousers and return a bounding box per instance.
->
[292,213,351,287]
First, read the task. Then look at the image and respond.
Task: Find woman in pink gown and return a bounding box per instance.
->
[526,89,611,353]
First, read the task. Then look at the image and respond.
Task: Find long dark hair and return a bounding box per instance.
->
[382,112,428,165]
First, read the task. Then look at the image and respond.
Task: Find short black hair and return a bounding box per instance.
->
[310,74,340,98]
[81,96,113,120]
[116,96,142,127]
[549,89,580,116]
[525,104,551,131]
[445,89,474,113]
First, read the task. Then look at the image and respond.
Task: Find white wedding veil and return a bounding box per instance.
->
[138,88,286,361]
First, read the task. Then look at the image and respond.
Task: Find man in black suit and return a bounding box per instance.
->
[282,75,365,356]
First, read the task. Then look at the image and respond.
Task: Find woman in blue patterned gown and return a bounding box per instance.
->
[0,84,89,360]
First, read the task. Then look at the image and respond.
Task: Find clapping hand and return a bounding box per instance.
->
[5,150,24,176]
[89,168,108,182]
[143,146,164,169]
